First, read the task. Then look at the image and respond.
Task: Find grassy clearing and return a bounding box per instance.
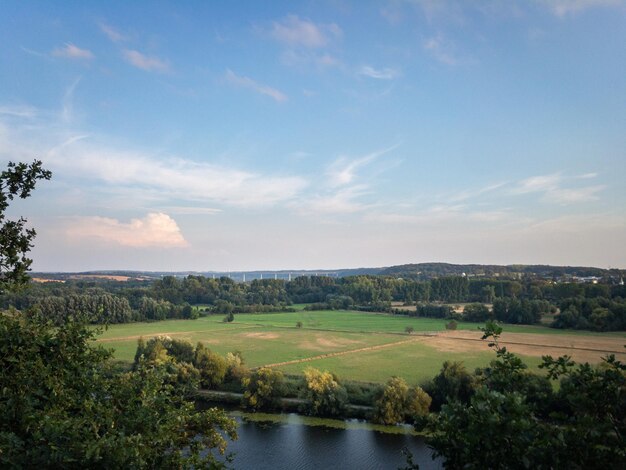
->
[97,309,624,384]
[275,341,544,385]
[232,310,626,337]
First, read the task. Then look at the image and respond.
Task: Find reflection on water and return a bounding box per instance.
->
[224,414,442,470]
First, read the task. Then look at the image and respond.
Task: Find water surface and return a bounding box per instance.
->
[224,414,441,470]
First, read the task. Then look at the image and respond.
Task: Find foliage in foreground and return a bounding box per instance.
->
[425,321,625,469]
[0,313,237,468]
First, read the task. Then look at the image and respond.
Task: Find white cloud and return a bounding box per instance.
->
[52,43,94,60]
[100,23,126,42]
[43,137,306,207]
[358,66,401,80]
[0,105,38,118]
[326,145,398,188]
[225,69,287,102]
[548,186,605,204]
[270,15,341,48]
[62,77,81,123]
[513,172,605,204]
[296,185,372,215]
[66,212,188,248]
[450,181,508,202]
[0,105,308,209]
[514,173,562,193]
[538,0,625,16]
[122,49,170,73]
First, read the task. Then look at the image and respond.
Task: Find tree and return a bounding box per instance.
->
[242,367,285,411]
[301,367,348,417]
[374,377,410,425]
[0,160,51,291]
[0,161,237,466]
[462,303,491,322]
[426,321,626,468]
[194,343,228,388]
[404,325,414,334]
[407,385,432,419]
[0,313,237,468]
[426,360,475,411]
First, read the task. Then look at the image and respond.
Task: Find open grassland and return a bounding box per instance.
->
[98,310,626,384]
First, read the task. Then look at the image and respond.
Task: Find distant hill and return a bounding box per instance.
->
[31,263,622,283]
[379,263,620,279]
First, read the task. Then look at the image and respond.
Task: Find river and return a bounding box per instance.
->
[221,413,442,470]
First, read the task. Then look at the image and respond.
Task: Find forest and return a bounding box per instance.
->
[5,272,626,331]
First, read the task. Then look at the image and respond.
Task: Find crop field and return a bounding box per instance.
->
[98,310,626,385]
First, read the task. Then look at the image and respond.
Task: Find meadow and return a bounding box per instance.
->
[98,309,626,385]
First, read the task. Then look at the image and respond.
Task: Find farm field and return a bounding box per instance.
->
[98,310,626,385]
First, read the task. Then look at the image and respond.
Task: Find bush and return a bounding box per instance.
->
[300,367,348,417]
[242,367,285,411]
[445,320,458,330]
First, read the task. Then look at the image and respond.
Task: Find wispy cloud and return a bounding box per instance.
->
[358,65,401,80]
[225,69,287,102]
[513,172,605,204]
[326,145,399,188]
[514,173,562,194]
[538,0,626,17]
[364,204,513,226]
[52,43,94,60]
[61,77,82,123]
[100,23,126,42]
[450,182,508,202]
[0,105,38,118]
[122,49,170,73]
[41,136,306,207]
[66,212,188,248]
[270,15,342,48]
[295,185,373,215]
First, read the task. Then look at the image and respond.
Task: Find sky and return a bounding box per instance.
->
[0,0,625,272]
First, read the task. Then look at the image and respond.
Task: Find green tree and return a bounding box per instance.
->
[0,314,237,468]
[301,367,348,417]
[242,367,285,411]
[462,303,491,322]
[374,377,410,425]
[426,321,626,468]
[0,160,51,291]
[194,343,228,388]
[426,360,475,411]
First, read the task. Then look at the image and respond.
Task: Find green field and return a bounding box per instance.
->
[98,310,625,385]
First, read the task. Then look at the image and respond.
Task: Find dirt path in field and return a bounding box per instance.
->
[260,329,625,369]
[419,330,626,363]
[260,336,433,369]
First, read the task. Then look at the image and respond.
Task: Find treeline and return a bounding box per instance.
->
[3,273,626,330]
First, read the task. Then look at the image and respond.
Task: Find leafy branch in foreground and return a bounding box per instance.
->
[0,160,51,291]
[424,320,625,469]
[0,313,237,468]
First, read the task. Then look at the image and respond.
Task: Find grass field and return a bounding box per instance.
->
[98,309,626,385]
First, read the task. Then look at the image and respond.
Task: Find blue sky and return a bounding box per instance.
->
[1,0,625,271]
